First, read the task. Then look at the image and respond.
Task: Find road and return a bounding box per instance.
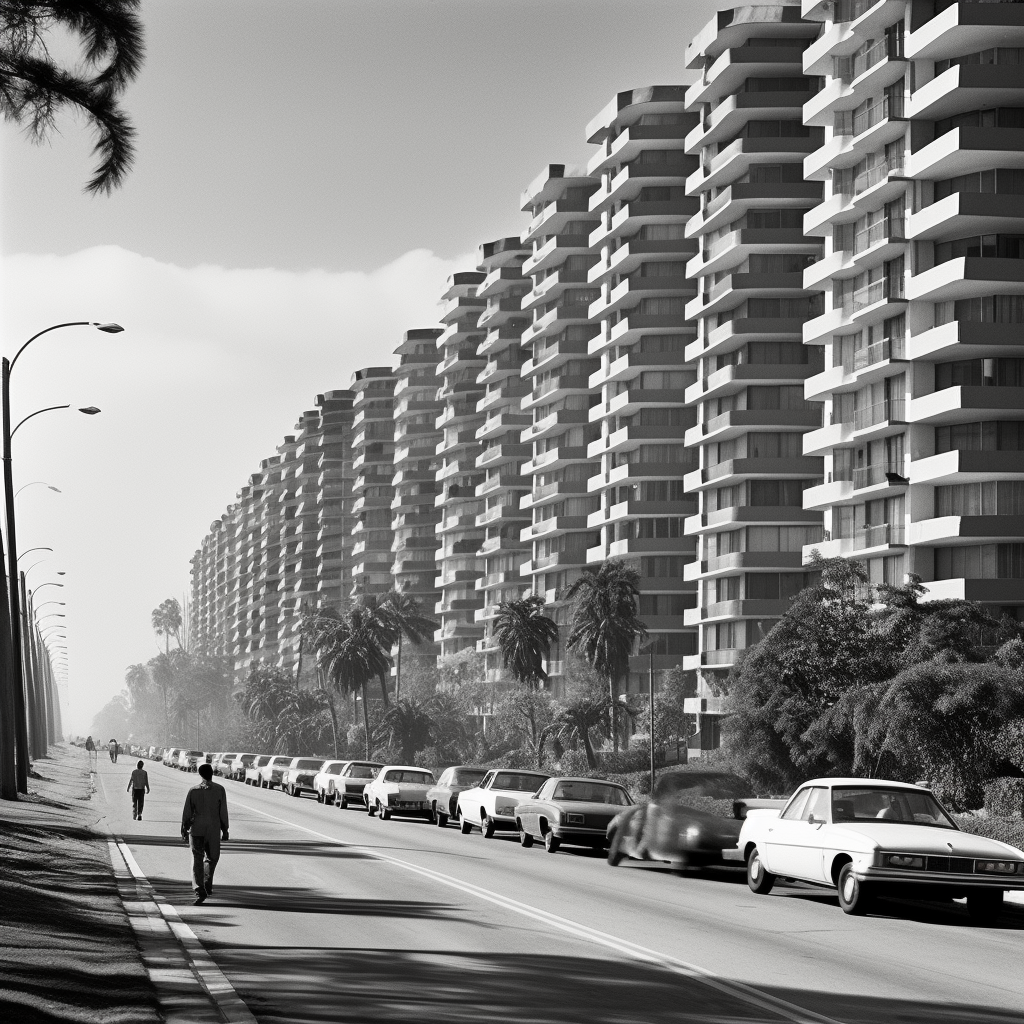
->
[92,758,1024,1024]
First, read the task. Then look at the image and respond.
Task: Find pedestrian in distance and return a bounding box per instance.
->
[181,762,229,905]
[108,738,119,763]
[85,735,96,763]
[127,760,150,820]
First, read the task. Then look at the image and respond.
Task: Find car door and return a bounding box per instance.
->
[764,786,830,881]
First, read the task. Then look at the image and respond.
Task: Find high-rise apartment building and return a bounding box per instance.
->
[349,367,398,602]
[435,271,488,656]
[683,4,826,752]
[473,238,533,677]
[391,329,444,661]
[518,165,602,690]
[800,0,1024,621]
[585,87,702,693]
[313,391,356,614]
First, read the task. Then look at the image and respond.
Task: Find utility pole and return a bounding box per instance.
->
[649,646,655,799]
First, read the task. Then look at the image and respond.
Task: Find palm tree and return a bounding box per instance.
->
[493,596,559,689]
[378,590,437,701]
[0,0,145,193]
[374,699,434,764]
[564,559,647,753]
[538,686,620,769]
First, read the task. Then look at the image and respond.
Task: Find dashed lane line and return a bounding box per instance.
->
[232,797,842,1024]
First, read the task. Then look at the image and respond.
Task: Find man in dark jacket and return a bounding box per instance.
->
[181,763,229,904]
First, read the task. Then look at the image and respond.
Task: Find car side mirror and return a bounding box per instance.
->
[807,814,818,824]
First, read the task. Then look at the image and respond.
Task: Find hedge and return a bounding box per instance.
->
[983,777,1024,818]
[953,814,1024,853]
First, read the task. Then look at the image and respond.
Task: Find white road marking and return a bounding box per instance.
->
[233,797,842,1024]
[115,839,258,1024]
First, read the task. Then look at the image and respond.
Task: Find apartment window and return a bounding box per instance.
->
[638,261,687,277]
[747,163,804,184]
[635,480,688,502]
[936,294,1024,326]
[934,168,1024,202]
[936,48,1024,75]
[641,556,686,577]
[746,432,805,458]
[936,482,1024,516]
[646,633,697,657]
[635,517,686,539]
[714,576,740,602]
[639,594,689,616]
[746,208,805,230]
[747,253,815,274]
[935,234,1024,264]
[639,370,687,389]
[639,297,686,315]
[935,544,1024,579]
[747,341,810,365]
[935,107,1024,138]
[936,420,1024,452]
[747,385,812,411]
[866,554,905,586]
[748,479,808,507]
[742,76,815,93]
[746,526,824,552]
[639,224,688,240]
[745,572,814,600]
[935,358,1024,389]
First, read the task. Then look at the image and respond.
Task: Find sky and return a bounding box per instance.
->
[0,0,723,735]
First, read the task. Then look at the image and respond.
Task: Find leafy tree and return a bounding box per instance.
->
[564,560,647,751]
[493,596,559,690]
[374,698,434,764]
[0,0,144,193]
[378,590,437,701]
[652,664,695,759]
[491,686,553,762]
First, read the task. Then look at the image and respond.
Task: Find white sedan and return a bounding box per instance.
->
[313,760,350,803]
[364,765,435,820]
[456,769,550,837]
[740,777,1024,924]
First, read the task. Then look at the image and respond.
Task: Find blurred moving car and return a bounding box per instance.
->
[162,748,180,768]
[331,760,383,809]
[282,758,326,798]
[245,755,273,785]
[456,769,551,837]
[256,754,293,789]
[313,760,350,803]
[365,765,436,819]
[606,770,772,871]
[740,777,1024,923]
[426,765,488,827]
[517,777,633,853]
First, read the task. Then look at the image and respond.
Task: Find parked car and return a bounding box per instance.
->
[607,770,773,871]
[517,777,632,853]
[365,765,436,819]
[256,754,294,789]
[456,769,551,837]
[426,765,488,827]
[162,748,180,768]
[245,755,273,785]
[213,752,238,777]
[228,753,259,781]
[177,750,205,772]
[313,761,350,803]
[740,777,1024,923]
[282,757,326,798]
[331,760,382,808]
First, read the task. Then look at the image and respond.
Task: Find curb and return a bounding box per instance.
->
[107,838,257,1024]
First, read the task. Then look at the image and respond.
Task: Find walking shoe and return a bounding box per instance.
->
[194,892,207,905]
[132,812,137,820]
[205,884,213,896]
[138,816,142,821]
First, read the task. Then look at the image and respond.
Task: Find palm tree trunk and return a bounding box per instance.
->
[582,727,597,769]
[609,674,618,754]
[394,636,402,702]
[361,682,371,759]
[378,670,390,706]
[295,634,304,688]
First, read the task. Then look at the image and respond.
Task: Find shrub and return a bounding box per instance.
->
[558,749,603,777]
[597,744,652,774]
[984,777,1024,817]
[952,814,1024,853]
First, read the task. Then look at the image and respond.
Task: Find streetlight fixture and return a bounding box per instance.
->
[17,547,52,563]
[34,601,65,613]
[32,582,64,596]
[36,613,65,625]
[0,321,117,796]
[15,482,61,499]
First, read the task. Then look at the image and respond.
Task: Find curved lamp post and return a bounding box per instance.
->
[0,321,119,796]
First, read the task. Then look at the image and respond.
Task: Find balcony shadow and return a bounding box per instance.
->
[196,947,1024,1024]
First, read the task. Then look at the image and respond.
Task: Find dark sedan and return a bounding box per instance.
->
[606,770,775,871]
[426,765,488,827]
[516,777,633,853]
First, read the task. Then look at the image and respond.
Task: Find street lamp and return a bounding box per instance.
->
[15,482,61,499]
[32,582,64,596]
[17,547,52,563]
[0,322,117,796]
[33,601,65,613]
[36,613,65,625]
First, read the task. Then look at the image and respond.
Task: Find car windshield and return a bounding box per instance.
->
[239,754,257,764]
[256,757,270,766]
[186,751,203,757]
[384,770,433,784]
[552,781,631,805]
[831,787,957,829]
[272,757,291,766]
[493,773,547,792]
[294,760,323,771]
[327,764,345,774]
[347,765,378,779]
[453,769,486,786]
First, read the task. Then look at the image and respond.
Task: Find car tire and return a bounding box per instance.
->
[436,809,448,828]
[544,831,560,854]
[967,891,1003,926]
[746,848,776,895]
[518,823,533,848]
[836,863,873,916]
[460,816,473,835]
[339,796,348,809]
[367,800,375,816]
[378,801,391,821]
[482,816,496,839]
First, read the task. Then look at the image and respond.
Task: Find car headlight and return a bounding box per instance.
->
[684,826,701,841]
[496,803,516,816]
[883,854,925,869]
[976,860,1021,875]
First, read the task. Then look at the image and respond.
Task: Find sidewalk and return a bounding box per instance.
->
[0,744,162,1024]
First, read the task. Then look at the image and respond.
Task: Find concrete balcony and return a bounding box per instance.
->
[523,233,596,277]
[519,480,592,510]
[910,515,1024,547]
[588,497,698,530]
[910,192,1024,244]
[589,237,695,284]
[689,317,805,363]
[910,449,1024,485]
[686,43,811,108]
[522,373,594,411]
[477,265,529,299]
[802,478,854,511]
[906,0,1024,61]
[589,160,693,216]
[909,257,1024,304]
[688,228,814,280]
[520,407,590,445]
[588,459,698,493]
[589,386,688,421]
[476,410,531,442]
[589,274,691,321]
[917,577,1024,606]
[589,201,695,250]
[910,63,1024,125]
[690,181,821,239]
[522,197,593,244]
[684,550,805,582]
[590,349,690,391]
[685,504,821,537]
[687,272,807,321]
[475,441,529,471]
[687,136,819,195]
[587,122,690,177]
[521,515,589,543]
[685,598,792,627]
[685,408,821,446]
[687,91,815,153]
[588,424,687,460]
[522,445,588,476]
[687,361,815,404]
[685,456,822,492]
[595,312,692,354]
[909,126,1024,182]
[908,386,1024,425]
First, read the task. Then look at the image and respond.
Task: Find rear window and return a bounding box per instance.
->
[493,772,547,792]
[272,756,291,766]
[383,770,434,784]
[346,764,380,779]
[552,781,631,805]
[327,764,345,774]
[239,754,257,765]
[453,769,486,786]
[294,759,323,771]
[186,751,203,758]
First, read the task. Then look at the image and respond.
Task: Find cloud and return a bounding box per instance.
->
[1,245,473,733]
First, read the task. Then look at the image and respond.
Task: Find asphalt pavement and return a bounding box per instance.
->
[91,758,1024,1024]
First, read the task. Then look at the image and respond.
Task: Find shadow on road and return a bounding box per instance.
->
[124,834,372,858]
[195,946,1024,1024]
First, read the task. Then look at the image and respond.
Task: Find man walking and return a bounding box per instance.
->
[85,736,96,764]
[181,762,229,905]
[108,738,119,763]
[126,759,150,820]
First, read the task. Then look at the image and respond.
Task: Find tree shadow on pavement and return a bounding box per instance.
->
[124,835,372,858]
[197,947,1024,1024]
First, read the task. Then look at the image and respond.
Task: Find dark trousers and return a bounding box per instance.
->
[189,832,221,894]
[132,789,145,816]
